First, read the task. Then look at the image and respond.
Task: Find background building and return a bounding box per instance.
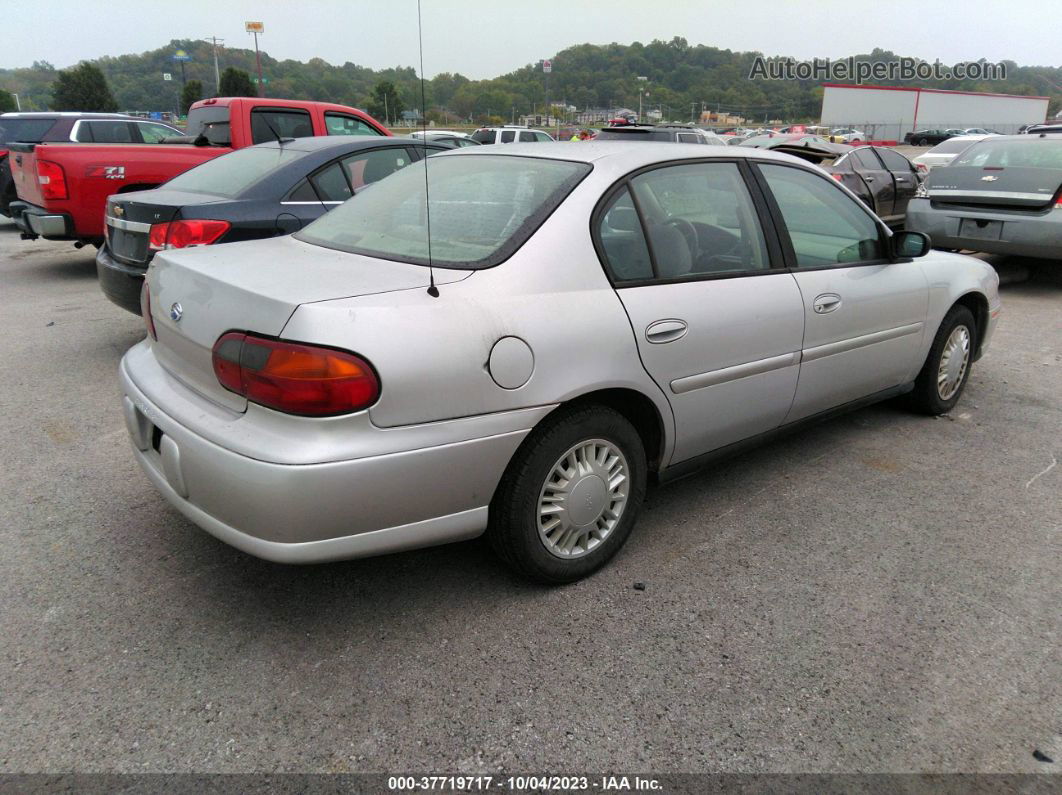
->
[820,83,1050,142]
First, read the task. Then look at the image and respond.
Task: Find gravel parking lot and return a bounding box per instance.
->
[0,217,1059,775]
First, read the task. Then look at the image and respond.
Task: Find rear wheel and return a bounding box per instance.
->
[917,138,929,146]
[487,404,647,583]
[907,305,976,415]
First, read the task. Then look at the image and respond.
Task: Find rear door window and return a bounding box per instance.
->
[877,148,916,174]
[324,112,382,136]
[677,133,701,144]
[852,149,884,170]
[500,130,516,143]
[310,162,353,202]
[342,147,413,190]
[250,108,313,144]
[86,121,135,143]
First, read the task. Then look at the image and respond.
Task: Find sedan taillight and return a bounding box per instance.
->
[211,332,380,417]
[149,219,231,251]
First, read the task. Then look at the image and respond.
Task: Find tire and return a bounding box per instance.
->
[917,138,929,146]
[907,305,976,415]
[486,403,647,584]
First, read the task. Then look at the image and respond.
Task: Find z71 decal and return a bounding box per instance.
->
[86,165,126,180]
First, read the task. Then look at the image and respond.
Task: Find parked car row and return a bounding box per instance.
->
[2,98,1007,583]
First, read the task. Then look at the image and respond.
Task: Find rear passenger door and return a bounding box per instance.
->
[596,160,805,464]
[875,148,919,217]
[849,148,896,218]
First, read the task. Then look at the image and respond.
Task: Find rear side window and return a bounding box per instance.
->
[676,133,700,143]
[250,109,313,144]
[500,130,516,143]
[852,149,883,170]
[0,118,57,144]
[311,162,352,202]
[534,132,552,142]
[324,113,382,137]
[470,129,495,144]
[597,187,653,281]
[163,146,306,198]
[137,122,179,143]
[877,148,915,173]
[759,164,884,267]
[343,147,412,190]
[518,131,536,142]
[86,121,135,143]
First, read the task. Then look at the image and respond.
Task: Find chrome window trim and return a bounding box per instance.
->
[280,201,343,206]
[106,215,152,233]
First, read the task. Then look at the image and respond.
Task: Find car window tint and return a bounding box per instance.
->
[324,113,381,136]
[852,149,882,170]
[500,130,516,143]
[138,122,177,143]
[759,164,884,267]
[164,146,306,198]
[677,133,700,143]
[88,121,133,143]
[286,179,318,202]
[470,129,495,144]
[877,148,915,172]
[342,148,411,190]
[630,162,768,278]
[311,162,353,201]
[74,123,94,142]
[518,131,536,142]
[250,109,313,144]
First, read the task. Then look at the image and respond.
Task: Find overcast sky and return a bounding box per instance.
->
[7,0,1061,78]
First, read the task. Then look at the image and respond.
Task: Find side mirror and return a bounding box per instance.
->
[892,230,930,259]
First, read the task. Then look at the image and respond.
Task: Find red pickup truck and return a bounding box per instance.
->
[9,97,390,246]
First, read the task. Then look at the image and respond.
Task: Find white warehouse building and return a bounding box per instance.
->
[820,83,1050,143]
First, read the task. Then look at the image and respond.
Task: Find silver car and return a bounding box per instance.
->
[121,143,1001,583]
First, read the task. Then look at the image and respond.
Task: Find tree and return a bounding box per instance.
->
[179,80,203,115]
[0,89,16,112]
[218,67,256,98]
[50,63,118,112]
[365,81,403,125]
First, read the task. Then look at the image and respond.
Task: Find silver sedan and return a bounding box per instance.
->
[121,143,1001,583]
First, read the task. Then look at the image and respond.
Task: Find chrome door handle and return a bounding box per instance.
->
[813,294,842,314]
[864,176,876,182]
[645,319,688,344]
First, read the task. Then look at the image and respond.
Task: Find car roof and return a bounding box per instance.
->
[0,112,137,119]
[436,140,825,175]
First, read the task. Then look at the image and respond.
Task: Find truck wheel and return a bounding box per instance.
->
[907,305,976,415]
[487,404,647,584]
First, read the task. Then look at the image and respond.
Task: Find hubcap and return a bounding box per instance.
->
[937,324,971,401]
[537,439,629,559]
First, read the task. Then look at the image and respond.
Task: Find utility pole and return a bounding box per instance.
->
[12,93,20,111]
[203,36,224,93]
[245,22,265,97]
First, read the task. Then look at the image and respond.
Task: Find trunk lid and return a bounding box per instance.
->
[106,189,228,266]
[148,235,471,412]
[926,166,1062,209]
[7,143,44,206]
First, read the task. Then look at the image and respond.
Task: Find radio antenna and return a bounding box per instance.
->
[416,0,439,297]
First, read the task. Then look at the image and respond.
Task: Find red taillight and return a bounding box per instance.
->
[211,332,380,417]
[141,282,157,340]
[148,219,231,251]
[36,159,67,200]
[830,173,844,182]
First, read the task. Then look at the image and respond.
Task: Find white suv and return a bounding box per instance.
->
[470,126,555,144]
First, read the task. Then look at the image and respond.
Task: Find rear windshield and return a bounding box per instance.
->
[185,106,231,146]
[163,145,306,197]
[927,138,983,155]
[952,139,1062,170]
[0,118,57,145]
[295,154,591,269]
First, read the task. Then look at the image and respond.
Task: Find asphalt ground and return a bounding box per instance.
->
[0,217,1059,775]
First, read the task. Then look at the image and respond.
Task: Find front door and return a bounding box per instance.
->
[754,162,929,423]
[595,161,805,464]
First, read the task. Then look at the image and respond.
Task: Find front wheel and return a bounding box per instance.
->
[487,404,647,583]
[907,305,976,415]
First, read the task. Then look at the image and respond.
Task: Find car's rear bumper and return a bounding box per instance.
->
[120,341,547,563]
[96,243,146,315]
[9,200,75,239]
[907,198,1062,260]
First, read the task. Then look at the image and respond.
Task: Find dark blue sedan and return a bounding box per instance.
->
[97,136,447,314]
